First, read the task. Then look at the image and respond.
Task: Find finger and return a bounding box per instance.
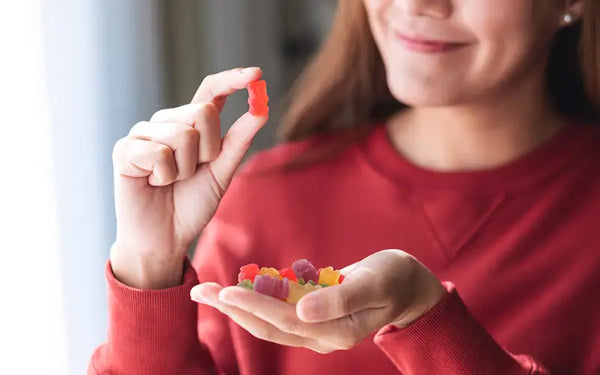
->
[340,261,358,276]
[193,103,221,163]
[191,67,262,109]
[113,137,177,186]
[208,111,268,190]
[296,270,385,323]
[149,103,221,163]
[218,286,379,350]
[218,286,307,333]
[218,287,346,340]
[191,283,322,351]
[128,121,199,181]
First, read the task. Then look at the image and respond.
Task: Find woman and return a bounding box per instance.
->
[90,0,600,374]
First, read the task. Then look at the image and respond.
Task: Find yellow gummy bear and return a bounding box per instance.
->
[318,266,341,286]
[286,281,322,304]
[259,267,281,278]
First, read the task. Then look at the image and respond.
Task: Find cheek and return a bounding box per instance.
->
[372,1,557,106]
[465,3,556,86]
[462,8,530,85]
[363,0,390,45]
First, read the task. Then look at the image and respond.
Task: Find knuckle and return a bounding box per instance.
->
[178,168,195,181]
[314,343,339,354]
[282,321,299,334]
[335,337,356,350]
[194,102,219,122]
[112,138,127,163]
[384,248,412,262]
[339,294,353,316]
[204,146,220,162]
[180,126,200,145]
[155,144,173,162]
[200,74,214,89]
[397,250,415,265]
[129,121,147,135]
[223,132,250,153]
[254,327,273,342]
[150,109,167,121]
[112,137,126,154]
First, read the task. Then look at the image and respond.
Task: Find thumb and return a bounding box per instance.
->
[296,275,382,323]
[208,111,268,190]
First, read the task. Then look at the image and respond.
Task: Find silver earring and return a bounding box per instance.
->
[563,13,573,24]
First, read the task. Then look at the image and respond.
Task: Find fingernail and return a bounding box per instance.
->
[240,67,260,74]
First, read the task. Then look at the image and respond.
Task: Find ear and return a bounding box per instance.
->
[559,0,585,26]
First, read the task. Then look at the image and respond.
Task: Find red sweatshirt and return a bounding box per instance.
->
[89,121,600,375]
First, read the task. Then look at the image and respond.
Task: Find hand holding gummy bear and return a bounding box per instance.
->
[109,67,268,289]
[191,250,446,354]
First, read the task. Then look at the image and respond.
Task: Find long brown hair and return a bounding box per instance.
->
[270,1,600,172]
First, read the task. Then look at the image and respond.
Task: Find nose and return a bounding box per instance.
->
[396,0,452,19]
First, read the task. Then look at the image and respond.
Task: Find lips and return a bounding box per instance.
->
[393,30,469,53]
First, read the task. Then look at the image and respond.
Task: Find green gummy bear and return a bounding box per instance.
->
[298,277,306,285]
[237,279,254,290]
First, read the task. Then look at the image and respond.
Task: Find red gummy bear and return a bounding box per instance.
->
[278,267,297,282]
[247,80,269,117]
[238,263,260,283]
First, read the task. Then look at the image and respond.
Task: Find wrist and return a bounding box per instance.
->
[392,263,446,329]
[110,243,186,289]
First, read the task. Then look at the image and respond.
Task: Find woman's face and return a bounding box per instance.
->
[363,0,570,107]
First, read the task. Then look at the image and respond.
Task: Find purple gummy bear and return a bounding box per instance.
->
[292,259,318,283]
[253,275,289,300]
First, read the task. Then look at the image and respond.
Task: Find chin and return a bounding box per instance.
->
[386,68,468,107]
[387,80,461,107]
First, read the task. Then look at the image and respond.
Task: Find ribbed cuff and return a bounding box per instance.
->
[104,257,210,374]
[106,256,199,306]
[374,282,526,375]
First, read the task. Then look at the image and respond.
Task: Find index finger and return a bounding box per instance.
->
[191,67,263,109]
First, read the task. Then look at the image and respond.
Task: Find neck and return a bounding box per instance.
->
[386,71,567,172]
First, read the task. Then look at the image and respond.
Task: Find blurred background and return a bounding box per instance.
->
[0,1,335,374]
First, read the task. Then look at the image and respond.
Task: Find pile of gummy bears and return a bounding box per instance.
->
[236,259,344,304]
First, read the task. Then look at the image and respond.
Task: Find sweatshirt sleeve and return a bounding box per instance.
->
[87,257,219,375]
[88,156,270,375]
[374,282,551,375]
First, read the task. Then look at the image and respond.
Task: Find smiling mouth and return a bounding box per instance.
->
[393,30,470,53]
